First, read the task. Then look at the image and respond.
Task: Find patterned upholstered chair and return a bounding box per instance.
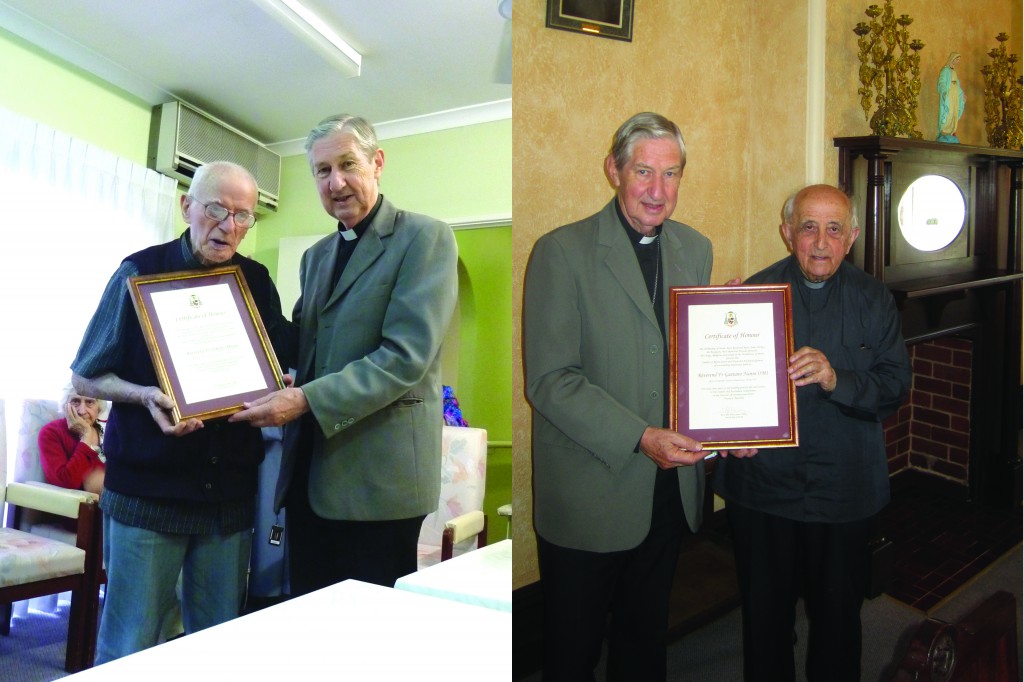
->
[416,426,488,569]
[0,399,103,672]
[11,400,75,546]
[13,399,61,487]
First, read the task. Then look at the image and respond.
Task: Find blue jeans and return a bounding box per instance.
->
[96,514,251,664]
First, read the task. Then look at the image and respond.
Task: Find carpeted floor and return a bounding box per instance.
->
[515,471,1023,681]
[517,544,1022,681]
[881,474,1023,612]
[4,548,1022,681]
[0,597,77,682]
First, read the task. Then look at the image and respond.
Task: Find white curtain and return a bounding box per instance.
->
[0,107,179,403]
[0,107,177,618]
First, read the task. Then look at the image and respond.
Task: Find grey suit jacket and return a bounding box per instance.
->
[275,197,459,520]
[524,200,713,552]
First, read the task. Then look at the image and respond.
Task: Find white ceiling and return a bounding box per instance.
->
[0,0,512,155]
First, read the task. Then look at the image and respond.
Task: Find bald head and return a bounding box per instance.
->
[181,161,259,266]
[780,185,859,283]
[190,161,258,200]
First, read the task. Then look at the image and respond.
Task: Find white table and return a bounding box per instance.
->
[395,539,512,612]
[64,579,511,681]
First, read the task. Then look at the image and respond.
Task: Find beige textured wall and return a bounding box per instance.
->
[512,0,1021,589]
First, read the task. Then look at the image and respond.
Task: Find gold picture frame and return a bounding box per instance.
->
[669,284,798,449]
[545,0,634,42]
[128,265,284,423]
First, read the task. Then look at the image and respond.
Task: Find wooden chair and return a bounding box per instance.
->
[441,510,488,562]
[0,481,103,672]
[0,400,103,673]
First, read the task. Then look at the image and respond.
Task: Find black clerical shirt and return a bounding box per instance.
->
[712,256,912,522]
[614,202,675,491]
[332,194,384,287]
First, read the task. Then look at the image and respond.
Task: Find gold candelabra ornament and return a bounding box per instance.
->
[980,33,1023,149]
[853,1,925,138]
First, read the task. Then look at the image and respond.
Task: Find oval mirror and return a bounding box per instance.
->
[896,175,965,252]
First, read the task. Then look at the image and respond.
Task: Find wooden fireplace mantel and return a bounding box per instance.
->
[834,136,1023,507]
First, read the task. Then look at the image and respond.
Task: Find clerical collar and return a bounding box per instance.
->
[614,199,661,245]
[802,278,827,290]
[337,194,384,241]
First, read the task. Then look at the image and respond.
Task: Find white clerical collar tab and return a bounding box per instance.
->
[339,228,358,242]
[638,234,658,245]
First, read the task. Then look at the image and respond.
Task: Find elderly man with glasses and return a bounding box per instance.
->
[71,160,296,664]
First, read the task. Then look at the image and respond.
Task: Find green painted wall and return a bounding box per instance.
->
[0,28,151,164]
[383,122,512,221]
[448,225,513,431]
[1,25,513,540]
[450,225,513,529]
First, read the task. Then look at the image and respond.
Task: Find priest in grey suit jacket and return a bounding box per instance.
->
[232,115,457,594]
[524,112,755,682]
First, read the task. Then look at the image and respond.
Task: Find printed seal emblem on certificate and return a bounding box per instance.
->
[128,265,285,424]
[669,284,798,449]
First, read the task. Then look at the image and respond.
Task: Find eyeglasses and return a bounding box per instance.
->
[191,197,257,229]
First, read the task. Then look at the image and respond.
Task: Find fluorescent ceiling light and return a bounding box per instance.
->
[251,0,361,77]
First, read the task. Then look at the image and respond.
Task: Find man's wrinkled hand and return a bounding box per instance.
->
[639,426,706,469]
[229,386,308,428]
[142,387,202,436]
[789,346,837,392]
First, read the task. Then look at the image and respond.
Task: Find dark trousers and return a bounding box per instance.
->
[537,468,686,682]
[726,501,874,682]
[285,444,424,595]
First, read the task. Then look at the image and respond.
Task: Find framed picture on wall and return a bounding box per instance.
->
[545,0,634,42]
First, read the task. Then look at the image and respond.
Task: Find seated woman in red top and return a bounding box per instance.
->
[38,385,107,494]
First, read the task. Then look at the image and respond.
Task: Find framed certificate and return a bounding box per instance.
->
[669,284,798,449]
[128,265,284,423]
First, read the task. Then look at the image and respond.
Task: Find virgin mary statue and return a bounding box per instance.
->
[937,52,965,143]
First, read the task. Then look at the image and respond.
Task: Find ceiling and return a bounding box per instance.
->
[0,0,512,155]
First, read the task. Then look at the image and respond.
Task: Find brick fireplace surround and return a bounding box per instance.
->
[884,337,973,484]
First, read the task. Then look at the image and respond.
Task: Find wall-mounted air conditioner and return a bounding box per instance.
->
[149,101,281,213]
